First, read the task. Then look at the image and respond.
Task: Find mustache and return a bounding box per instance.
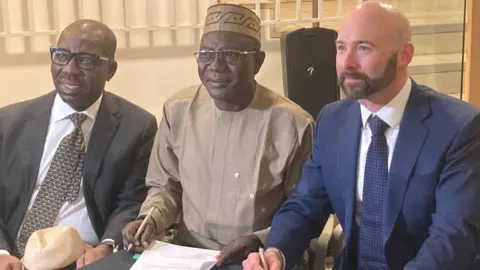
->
[57,75,84,83]
[339,71,368,81]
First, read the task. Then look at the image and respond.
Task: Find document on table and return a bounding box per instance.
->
[129,241,219,270]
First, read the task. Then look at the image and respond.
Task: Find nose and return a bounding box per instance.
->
[209,53,228,72]
[338,48,359,71]
[63,56,82,75]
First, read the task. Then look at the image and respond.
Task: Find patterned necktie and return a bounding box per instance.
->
[16,113,87,255]
[358,115,390,270]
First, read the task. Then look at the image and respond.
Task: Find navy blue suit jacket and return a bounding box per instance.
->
[267,82,480,270]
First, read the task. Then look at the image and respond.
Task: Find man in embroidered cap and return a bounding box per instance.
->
[122,3,314,268]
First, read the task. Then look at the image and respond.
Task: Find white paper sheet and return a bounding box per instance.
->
[129,241,219,270]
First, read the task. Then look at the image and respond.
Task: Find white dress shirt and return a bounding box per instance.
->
[22,94,103,245]
[355,78,412,225]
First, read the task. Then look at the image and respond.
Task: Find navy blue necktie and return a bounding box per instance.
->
[358,115,390,270]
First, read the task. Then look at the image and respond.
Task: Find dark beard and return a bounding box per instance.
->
[339,53,398,100]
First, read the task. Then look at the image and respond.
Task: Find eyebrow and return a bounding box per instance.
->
[55,47,106,57]
[335,40,376,47]
[199,47,254,52]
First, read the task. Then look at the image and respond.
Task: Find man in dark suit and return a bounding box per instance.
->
[243,2,480,270]
[0,19,157,270]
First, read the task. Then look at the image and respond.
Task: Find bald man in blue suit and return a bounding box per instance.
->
[243,2,480,270]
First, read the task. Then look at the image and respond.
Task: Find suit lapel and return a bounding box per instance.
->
[383,84,431,243]
[21,93,55,193]
[337,102,362,243]
[83,93,120,188]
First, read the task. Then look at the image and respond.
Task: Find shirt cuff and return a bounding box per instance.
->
[0,249,10,255]
[252,227,270,246]
[139,206,164,232]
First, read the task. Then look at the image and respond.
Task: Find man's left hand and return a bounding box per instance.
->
[76,244,112,268]
[216,234,262,266]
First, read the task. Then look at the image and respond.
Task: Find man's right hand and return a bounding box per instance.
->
[242,250,283,270]
[0,255,22,270]
[122,218,156,251]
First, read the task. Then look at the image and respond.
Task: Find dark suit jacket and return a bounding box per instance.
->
[0,91,157,257]
[266,82,480,270]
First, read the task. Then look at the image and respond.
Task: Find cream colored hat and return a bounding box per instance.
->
[203,4,261,41]
[23,226,87,270]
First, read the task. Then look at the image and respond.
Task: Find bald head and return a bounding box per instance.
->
[58,19,117,59]
[335,2,414,105]
[52,19,118,112]
[341,2,411,50]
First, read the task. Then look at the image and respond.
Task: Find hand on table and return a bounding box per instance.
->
[0,255,22,270]
[242,249,283,270]
[122,218,156,252]
[76,244,112,268]
[216,234,263,266]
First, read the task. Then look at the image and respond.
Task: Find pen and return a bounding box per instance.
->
[259,247,268,270]
[128,207,155,252]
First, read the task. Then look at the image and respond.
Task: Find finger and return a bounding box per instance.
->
[215,251,223,260]
[133,245,145,254]
[76,255,85,268]
[3,262,11,270]
[123,238,129,251]
[242,253,263,270]
[216,245,235,266]
[10,261,23,270]
[265,252,282,270]
[122,223,139,247]
[247,253,261,264]
[125,243,132,252]
[82,252,96,266]
[122,230,131,249]
[141,224,155,248]
[242,259,250,269]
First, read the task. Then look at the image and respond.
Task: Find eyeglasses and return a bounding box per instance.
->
[194,50,257,65]
[50,47,112,70]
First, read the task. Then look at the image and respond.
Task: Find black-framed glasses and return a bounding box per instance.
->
[194,50,257,65]
[50,47,112,70]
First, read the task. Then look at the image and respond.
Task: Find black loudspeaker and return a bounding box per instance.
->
[281,27,340,119]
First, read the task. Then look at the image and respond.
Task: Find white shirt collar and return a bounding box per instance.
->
[51,93,103,123]
[360,77,412,129]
